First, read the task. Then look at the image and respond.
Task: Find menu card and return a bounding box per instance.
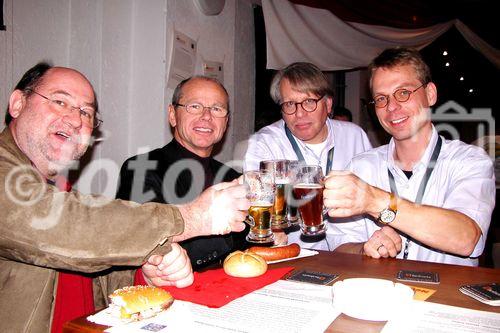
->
[382,300,500,333]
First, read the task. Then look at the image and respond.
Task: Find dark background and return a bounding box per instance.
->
[1,0,6,30]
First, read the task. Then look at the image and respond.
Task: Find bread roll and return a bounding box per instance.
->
[223,251,268,278]
[109,285,174,320]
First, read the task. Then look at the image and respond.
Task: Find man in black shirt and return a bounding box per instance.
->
[116,76,247,270]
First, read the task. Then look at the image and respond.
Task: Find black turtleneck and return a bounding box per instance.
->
[116,138,246,270]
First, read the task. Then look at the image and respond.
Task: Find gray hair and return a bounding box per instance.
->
[269,62,333,104]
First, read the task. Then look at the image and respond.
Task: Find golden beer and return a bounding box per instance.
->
[244,170,275,244]
[248,203,273,238]
[272,183,286,223]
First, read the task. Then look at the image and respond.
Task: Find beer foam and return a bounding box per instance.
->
[251,201,273,207]
[294,183,323,189]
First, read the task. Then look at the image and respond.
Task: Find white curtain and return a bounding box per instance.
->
[262,0,500,70]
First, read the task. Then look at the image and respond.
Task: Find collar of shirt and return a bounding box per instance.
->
[386,125,440,182]
[289,119,335,167]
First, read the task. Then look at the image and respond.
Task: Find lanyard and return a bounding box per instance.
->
[387,136,442,259]
[284,124,335,174]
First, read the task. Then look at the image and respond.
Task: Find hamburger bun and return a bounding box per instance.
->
[223,251,268,277]
[109,285,174,320]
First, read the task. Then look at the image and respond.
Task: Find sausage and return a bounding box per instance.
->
[246,243,301,262]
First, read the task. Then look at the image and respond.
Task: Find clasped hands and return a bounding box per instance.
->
[141,243,193,288]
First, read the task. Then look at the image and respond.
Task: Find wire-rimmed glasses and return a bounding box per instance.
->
[28,90,102,128]
[175,102,229,118]
[370,84,426,108]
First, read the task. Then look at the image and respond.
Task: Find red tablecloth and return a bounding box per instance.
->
[163,267,294,308]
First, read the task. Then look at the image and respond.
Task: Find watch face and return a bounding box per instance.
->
[380,209,396,223]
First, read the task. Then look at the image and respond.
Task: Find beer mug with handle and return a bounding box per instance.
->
[244,170,276,244]
[259,159,294,229]
[293,165,326,236]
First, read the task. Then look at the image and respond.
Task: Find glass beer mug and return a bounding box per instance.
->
[292,165,326,236]
[285,160,301,226]
[244,170,276,244]
[259,159,293,229]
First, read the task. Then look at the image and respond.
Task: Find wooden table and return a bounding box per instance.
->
[64,251,500,332]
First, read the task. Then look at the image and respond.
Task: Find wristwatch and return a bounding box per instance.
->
[377,192,398,224]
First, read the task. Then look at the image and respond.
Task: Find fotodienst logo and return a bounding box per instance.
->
[432,100,495,158]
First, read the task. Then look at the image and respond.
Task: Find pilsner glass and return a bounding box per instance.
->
[293,165,326,236]
[259,160,291,229]
[244,170,275,244]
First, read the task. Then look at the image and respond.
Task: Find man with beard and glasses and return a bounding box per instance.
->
[0,64,249,332]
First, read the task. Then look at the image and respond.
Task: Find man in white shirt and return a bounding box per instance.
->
[324,47,495,266]
[244,62,372,250]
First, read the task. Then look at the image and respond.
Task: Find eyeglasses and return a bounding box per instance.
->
[280,95,324,115]
[370,84,426,108]
[28,90,102,128]
[175,103,229,118]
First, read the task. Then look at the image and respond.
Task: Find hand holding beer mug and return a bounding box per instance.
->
[259,159,294,229]
[244,170,276,244]
[293,165,326,236]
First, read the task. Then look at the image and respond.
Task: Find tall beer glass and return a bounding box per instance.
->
[244,170,275,244]
[293,165,326,236]
[259,160,291,229]
[285,160,300,226]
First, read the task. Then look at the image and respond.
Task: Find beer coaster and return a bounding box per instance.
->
[286,270,339,285]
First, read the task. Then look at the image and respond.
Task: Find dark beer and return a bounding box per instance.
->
[293,183,323,227]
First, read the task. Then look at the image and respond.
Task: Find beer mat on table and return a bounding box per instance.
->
[163,266,294,308]
[268,248,319,264]
[407,285,437,301]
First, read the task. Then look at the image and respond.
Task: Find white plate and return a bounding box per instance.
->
[267,248,319,264]
[332,278,414,321]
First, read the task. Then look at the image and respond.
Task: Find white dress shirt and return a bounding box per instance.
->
[335,126,495,266]
[244,118,372,250]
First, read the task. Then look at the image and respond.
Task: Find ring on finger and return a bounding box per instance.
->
[377,244,385,252]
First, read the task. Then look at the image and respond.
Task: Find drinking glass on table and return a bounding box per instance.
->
[244,170,276,244]
[285,160,301,226]
[292,165,326,236]
[259,159,294,229]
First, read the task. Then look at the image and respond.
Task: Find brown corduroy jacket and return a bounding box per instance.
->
[0,128,184,332]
